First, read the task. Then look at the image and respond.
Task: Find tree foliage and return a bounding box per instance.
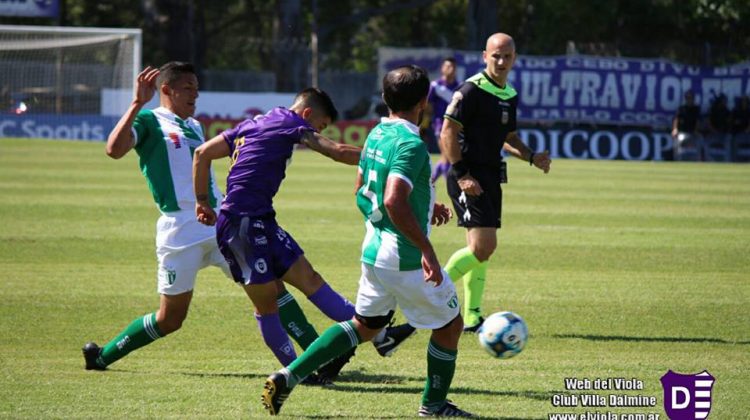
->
[1,0,747,73]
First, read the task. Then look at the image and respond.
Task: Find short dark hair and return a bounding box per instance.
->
[443,57,457,65]
[157,61,196,88]
[293,88,339,122]
[382,65,430,113]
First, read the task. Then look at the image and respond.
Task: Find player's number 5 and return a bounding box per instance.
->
[362,169,382,222]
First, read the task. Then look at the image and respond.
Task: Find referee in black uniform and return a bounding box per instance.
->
[440,33,551,332]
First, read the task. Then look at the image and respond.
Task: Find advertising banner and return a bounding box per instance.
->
[0,113,117,141]
[0,0,59,17]
[379,48,750,128]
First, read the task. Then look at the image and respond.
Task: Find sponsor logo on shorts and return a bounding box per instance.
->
[253,220,265,229]
[254,258,268,274]
[447,294,459,309]
[254,235,268,245]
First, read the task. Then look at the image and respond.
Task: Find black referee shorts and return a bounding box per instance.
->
[446,168,502,228]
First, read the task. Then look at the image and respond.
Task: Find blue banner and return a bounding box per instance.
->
[0,0,59,17]
[0,113,117,141]
[379,48,750,128]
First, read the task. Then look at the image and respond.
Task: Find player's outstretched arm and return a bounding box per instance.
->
[105,66,159,159]
[192,135,230,225]
[383,177,443,286]
[504,132,551,173]
[302,131,362,165]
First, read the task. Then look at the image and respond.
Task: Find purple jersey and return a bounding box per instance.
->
[221,107,313,217]
[428,78,459,125]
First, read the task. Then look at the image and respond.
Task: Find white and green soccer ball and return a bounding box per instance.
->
[477,311,528,359]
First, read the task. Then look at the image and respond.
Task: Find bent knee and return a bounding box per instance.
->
[156,312,187,335]
[472,245,496,262]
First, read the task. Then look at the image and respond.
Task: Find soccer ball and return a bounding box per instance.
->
[477,311,528,359]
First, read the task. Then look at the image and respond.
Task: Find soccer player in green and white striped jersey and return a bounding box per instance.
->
[262,65,474,418]
[81,62,324,372]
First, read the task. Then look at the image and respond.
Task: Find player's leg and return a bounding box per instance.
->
[460,227,496,330]
[369,266,471,416]
[444,173,485,284]
[207,235,320,351]
[280,254,356,322]
[216,213,300,367]
[275,281,320,350]
[262,263,394,415]
[82,244,202,370]
[241,281,297,367]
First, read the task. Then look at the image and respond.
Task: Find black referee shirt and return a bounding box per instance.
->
[444,71,518,170]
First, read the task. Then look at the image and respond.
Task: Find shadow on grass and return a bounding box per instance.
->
[554,333,750,345]
[177,371,266,380]
[328,382,559,402]
[298,415,537,420]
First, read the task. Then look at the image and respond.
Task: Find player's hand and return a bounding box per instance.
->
[431,202,452,226]
[133,66,159,106]
[532,150,552,174]
[196,202,217,226]
[421,248,443,287]
[458,174,483,196]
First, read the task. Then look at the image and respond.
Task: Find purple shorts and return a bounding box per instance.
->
[216,211,304,285]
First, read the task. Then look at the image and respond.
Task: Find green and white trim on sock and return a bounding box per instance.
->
[98,312,164,368]
[284,321,362,388]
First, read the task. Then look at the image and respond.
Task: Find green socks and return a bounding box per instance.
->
[277,290,319,350]
[283,321,362,387]
[445,247,487,327]
[98,312,163,368]
[421,339,458,409]
[464,261,487,327]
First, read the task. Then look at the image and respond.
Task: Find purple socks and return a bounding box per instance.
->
[255,312,296,366]
[308,283,356,322]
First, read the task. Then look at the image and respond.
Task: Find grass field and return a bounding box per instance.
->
[1,137,748,419]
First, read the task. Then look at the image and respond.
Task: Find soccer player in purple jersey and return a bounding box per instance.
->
[192,88,414,380]
[428,58,459,182]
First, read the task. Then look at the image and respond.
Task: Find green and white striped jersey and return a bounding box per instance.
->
[356,117,434,271]
[132,107,221,214]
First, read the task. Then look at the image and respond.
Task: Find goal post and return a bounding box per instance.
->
[0,25,141,140]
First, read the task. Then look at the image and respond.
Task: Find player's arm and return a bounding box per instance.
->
[383,176,443,286]
[192,135,230,225]
[302,131,362,165]
[354,168,364,194]
[504,132,551,174]
[105,66,159,159]
[440,117,483,195]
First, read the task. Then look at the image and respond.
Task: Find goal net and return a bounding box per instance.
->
[0,25,140,121]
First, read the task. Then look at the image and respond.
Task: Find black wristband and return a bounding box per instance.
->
[450,160,470,178]
[196,194,208,202]
[528,152,536,166]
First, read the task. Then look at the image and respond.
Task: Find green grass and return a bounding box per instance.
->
[1,137,748,419]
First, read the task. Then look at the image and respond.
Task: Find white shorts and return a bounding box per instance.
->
[355,263,460,330]
[156,238,230,295]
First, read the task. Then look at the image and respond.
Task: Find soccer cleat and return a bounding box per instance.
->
[462,316,485,333]
[299,372,332,386]
[373,323,417,357]
[316,346,356,382]
[418,400,475,417]
[82,342,106,371]
[262,372,292,416]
